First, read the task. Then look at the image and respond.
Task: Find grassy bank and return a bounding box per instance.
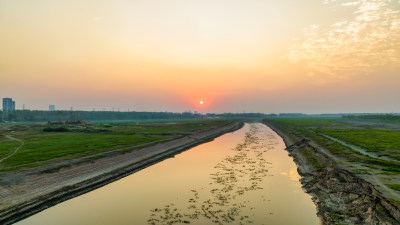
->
[263,116,400,203]
[0,119,236,172]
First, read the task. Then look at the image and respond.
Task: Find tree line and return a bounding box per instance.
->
[0,110,270,122]
[343,114,400,121]
[0,110,203,122]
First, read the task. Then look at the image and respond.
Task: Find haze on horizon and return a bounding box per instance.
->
[1,0,399,114]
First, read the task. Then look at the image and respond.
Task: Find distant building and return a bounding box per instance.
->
[2,98,15,112]
[49,105,55,111]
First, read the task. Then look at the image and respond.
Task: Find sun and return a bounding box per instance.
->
[199,100,204,105]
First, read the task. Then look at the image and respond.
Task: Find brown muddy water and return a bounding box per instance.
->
[17,123,320,225]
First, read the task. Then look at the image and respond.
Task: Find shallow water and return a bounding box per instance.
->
[17,123,320,225]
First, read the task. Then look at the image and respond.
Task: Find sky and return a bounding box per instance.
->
[1,0,399,113]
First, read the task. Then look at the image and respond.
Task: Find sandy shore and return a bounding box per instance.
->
[263,121,400,225]
[0,121,243,225]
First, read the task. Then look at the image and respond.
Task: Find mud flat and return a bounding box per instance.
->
[0,121,243,225]
[263,120,400,225]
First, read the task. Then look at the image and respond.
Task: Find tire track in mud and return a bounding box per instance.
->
[147,124,278,225]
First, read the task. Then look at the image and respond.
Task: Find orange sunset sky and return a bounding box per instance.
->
[1,0,399,113]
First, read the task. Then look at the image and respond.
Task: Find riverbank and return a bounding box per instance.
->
[0,121,243,225]
[262,120,400,224]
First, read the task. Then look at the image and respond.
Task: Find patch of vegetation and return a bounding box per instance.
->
[265,118,336,127]
[3,133,166,168]
[385,184,400,191]
[0,141,20,158]
[322,129,400,153]
[330,213,344,220]
[43,127,70,132]
[379,171,399,175]
[376,206,386,213]
[343,114,400,124]
[382,167,400,173]
[352,169,371,175]
[364,164,379,170]
[363,158,400,169]
[337,176,346,183]
[388,198,400,207]
[303,150,325,171]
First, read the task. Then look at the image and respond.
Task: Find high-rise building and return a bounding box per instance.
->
[2,98,15,112]
[49,105,55,111]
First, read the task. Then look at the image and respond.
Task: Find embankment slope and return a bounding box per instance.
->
[0,121,243,225]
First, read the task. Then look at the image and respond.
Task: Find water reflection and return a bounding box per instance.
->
[17,123,319,225]
[148,124,274,224]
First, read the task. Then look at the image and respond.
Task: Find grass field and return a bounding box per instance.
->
[265,117,400,161]
[322,129,400,154]
[267,118,337,127]
[0,119,235,172]
[0,141,21,158]
[264,116,400,207]
[264,117,400,182]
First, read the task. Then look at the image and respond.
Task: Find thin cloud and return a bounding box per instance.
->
[286,0,400,77]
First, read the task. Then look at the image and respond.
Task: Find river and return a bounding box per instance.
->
[17,123,319,225]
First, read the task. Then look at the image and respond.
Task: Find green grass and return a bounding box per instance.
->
[266,118,337,127]
[351,169,371,174]
[0,118,236,171]
[262,115,399,206]
[386,184,400,191]
[382,167,400,173]
[90,119,235,134]
[303,150,325,171]
[321,129,400,153]
[3,133,167,167]
[0,141,21,158]
[311,133,354,155]
[343,115,400,125]
[265,117,400,163]
[389,198,400,207]
[89,118,228,125]
[264,117,400,177]
[377,206,386,213]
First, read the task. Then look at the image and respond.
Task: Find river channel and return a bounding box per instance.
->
[17,123,319,225]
